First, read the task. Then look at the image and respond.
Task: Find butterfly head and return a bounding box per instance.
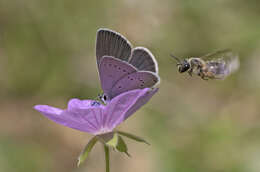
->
[98,93,110,104]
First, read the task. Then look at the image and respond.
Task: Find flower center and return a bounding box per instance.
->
[94,127,113,135]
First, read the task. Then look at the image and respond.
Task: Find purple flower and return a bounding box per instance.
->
[34,28,160,170]
[34,88,158,135]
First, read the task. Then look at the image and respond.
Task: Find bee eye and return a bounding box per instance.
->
[103,95,107,101]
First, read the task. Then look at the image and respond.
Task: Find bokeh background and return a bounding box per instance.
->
[1,0,260,171]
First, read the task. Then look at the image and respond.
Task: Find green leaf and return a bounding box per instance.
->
[116,136,130,157]
[77,136,98,167]
[117,130,150,145]
[104,145,110,172]
[105,133,118,148]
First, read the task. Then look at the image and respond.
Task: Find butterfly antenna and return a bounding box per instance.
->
[170,54,181,65]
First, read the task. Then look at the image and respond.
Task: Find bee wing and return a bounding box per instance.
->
[206,54,240,79]
[200,49,233,61]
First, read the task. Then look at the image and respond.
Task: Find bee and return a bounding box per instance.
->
[171,49,239,80]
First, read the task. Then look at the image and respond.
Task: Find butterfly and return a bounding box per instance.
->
[34,28,160,136]
[96,28,160,102]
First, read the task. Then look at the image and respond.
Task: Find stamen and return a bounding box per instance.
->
[91,101,101,106]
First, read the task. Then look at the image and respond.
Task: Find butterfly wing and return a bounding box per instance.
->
[96,29,158,73]
[96,28,160,100]
[129,47,158,73]
[96,28,132,66]
[98,56,138,99]
[110,71,159,99]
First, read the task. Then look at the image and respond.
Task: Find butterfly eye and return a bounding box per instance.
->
[103,95,107,101]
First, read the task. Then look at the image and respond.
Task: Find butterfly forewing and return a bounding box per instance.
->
[110,71,159,99]
[129,47,158,73]
[99,56,137,98]
[96,29,132,66]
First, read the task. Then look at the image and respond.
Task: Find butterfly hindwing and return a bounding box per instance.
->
[110,71,159,99]
[98,56,137,98]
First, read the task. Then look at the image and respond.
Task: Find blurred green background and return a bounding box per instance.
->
[1,0,260,172]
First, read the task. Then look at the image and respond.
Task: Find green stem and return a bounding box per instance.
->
[104,145,110,172]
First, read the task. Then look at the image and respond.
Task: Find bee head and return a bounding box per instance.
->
[170,54,190,73]
[177,60,190,73]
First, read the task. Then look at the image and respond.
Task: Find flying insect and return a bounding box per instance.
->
[171,49,239,80]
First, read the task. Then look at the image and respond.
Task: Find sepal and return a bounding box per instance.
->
[117,130,150,145]
[77,136,98,167]
[116,135,130,157]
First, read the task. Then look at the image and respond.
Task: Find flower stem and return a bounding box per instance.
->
[104,145,110,172]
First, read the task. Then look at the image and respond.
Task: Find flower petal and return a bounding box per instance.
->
[104,88,158,129]
[68,98,99,111]
[34,101,109,135]
[34,105,64,122]
[124,88,158,119]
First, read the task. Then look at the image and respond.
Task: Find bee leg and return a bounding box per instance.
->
[188,70,193,76]
[188,67,193,76]
[201,75,208,80]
